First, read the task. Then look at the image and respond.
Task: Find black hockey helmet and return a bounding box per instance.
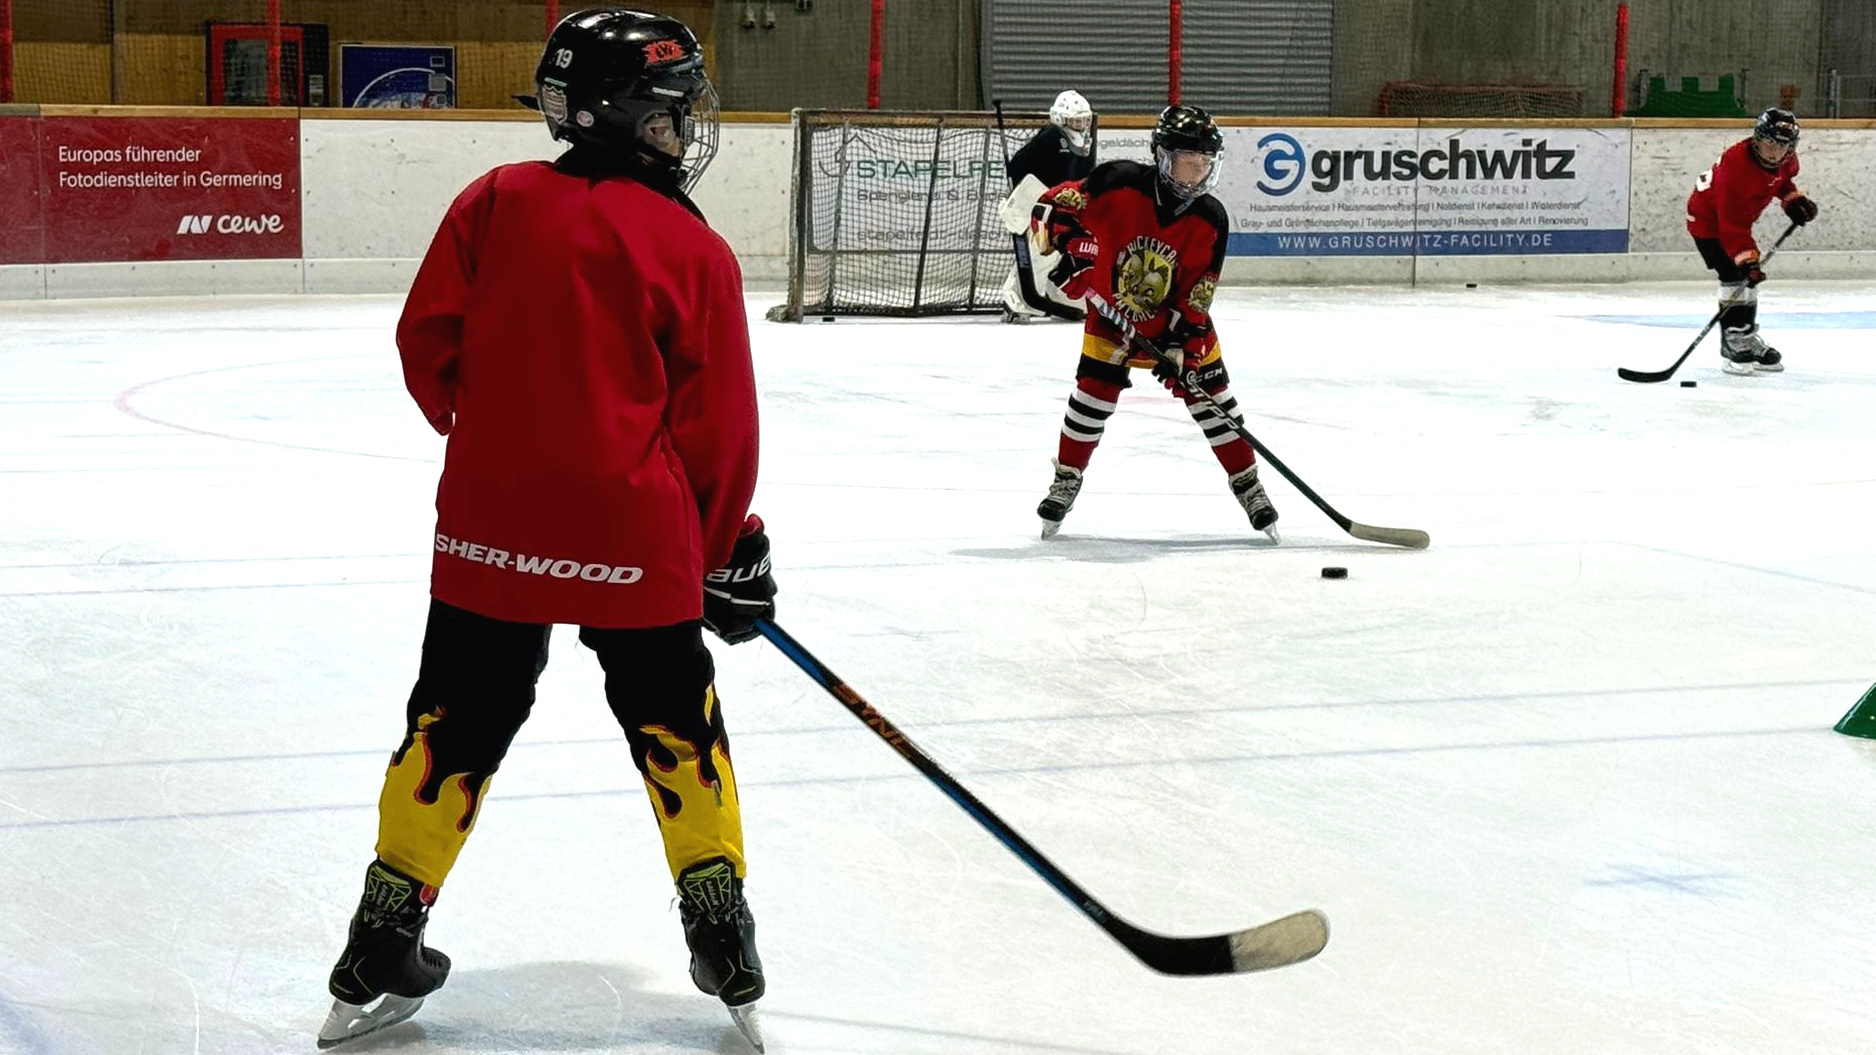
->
[1151,104,1223,203]
[524,8,719,189]
[1753,107,1800,146]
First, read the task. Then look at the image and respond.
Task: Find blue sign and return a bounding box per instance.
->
[339,44,456,109]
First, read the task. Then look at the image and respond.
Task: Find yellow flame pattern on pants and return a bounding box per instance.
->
[637,686,746,879]
[375,710,490,888]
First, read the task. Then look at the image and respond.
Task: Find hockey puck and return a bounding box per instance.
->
[1680,380,1697,388]
[1321,566,1348,580]
[1465,282,1478,289]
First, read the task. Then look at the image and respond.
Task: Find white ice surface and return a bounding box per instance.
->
[1,283,1874,1055]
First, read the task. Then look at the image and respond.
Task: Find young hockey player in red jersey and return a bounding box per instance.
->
[1685,107,1817,374]
[1030,104,1278,541]
[319,9,772,1050]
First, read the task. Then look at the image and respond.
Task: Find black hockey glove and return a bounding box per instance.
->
[703,515,776,646]
[1781,194,1817,226]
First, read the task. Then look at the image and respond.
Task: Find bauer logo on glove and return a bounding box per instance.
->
[703,515,777,645]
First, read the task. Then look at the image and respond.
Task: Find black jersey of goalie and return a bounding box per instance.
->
[1007,124,1096,189]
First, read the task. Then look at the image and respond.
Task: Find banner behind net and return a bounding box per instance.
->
[773,110,1055,320]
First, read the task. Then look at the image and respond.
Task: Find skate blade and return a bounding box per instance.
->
[1260,526,1281,544]
[317,994,425,1049]
[1721,359,1756,375]
[727,1002,765,1052]
[1039,519,1062,539]
[1752,361,1784,373]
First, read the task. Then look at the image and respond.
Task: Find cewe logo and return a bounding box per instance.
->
[176,214,286,236]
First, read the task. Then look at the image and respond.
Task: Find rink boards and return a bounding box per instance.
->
[1,108,1874,298]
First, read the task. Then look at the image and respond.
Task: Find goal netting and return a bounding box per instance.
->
[767,108,1058,321]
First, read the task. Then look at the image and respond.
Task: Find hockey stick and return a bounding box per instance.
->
[1082,290,1431,550]
[755,618,1330,977]
[1616,222,1798,383]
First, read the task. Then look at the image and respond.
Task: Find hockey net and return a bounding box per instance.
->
[1377,82,1585,119]
[767,108,1053,321]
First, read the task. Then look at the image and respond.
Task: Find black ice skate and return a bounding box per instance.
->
[1230,467,1281,542]
[1036,459,1084,538]
[678,857,766,1051]
[318,860,451,1049]
[1721,324,1783,374]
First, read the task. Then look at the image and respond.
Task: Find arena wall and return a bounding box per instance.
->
[0,108,1872,300]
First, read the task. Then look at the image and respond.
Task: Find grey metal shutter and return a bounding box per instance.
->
[983,0,1333,115]
[1184,2,1333,114]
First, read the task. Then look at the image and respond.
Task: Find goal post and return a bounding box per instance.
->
[767,107,1069,322]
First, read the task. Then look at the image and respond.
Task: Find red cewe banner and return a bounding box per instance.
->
[39,117,300,263]
[0,117,46,266]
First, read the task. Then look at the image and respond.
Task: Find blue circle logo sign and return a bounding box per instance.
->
[1256,132,1305,196]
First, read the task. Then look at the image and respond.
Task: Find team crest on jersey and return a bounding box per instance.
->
[1187,275,1216,315]
[1114,236,1176,320]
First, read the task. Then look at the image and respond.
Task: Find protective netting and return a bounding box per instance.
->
[770,109,1052,321]
[0,0,574,107]
[1377,83,1586,119]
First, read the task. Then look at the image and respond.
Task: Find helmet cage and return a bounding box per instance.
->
[1155,144,1222,201]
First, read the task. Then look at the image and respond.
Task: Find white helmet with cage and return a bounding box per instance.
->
[1049,90,1094,155]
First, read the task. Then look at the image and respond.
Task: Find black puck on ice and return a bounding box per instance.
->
[1321,566,1348,579]
[1681,380,1697,388]
[1465,282,1478,289]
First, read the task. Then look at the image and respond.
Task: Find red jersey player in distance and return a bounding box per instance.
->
[320,9,771,1051]
[1685,107,1818,374]
[1030,104,1278,541]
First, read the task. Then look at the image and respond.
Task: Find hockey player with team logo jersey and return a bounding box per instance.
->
[318,9,771,1051]
[1030,104,1277,541]
[1685,107,1817,374]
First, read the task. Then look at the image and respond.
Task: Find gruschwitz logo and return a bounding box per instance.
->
[1255,133,1579,195]
[1256,132,1306,196]
[176,214,286,235]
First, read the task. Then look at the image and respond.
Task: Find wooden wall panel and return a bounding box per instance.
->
[13,44,114,104]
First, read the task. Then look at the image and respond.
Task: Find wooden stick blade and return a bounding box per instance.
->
[1229,909,1332,973]
[1348,523,1431,549]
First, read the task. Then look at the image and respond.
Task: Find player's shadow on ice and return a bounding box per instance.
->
[331,959,746,1053]
[955,534,1278,564]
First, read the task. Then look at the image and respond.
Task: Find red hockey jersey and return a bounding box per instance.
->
[398,159,758,629]
[1686,139,1800,261]
[1042,160,1228,357]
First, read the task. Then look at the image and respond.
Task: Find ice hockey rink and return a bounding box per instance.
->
[2,281,1874,1055]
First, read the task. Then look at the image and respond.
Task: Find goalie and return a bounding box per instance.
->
[998,90,1097,323]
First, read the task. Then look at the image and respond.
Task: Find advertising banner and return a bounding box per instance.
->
[0,118,46,265]
[38,117,301,263]
[339,44,457,109]
[1221,125,1631,256]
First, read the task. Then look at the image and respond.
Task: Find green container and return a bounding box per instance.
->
[1835,683,1876,739]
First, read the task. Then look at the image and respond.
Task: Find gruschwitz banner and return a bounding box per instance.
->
[1221,126,1631,256]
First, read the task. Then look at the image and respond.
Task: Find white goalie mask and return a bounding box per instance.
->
[1050,90,1094,155]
